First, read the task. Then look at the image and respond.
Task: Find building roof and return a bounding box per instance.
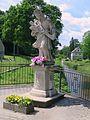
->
[71,47,80,53]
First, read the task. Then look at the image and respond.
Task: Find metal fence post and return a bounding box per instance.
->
[58,70,62,92]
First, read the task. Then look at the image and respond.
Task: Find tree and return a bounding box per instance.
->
[0,10,4,39]
[1,0,63,55]
[69,37,80,52]
[2,3,33,55]
[60,46,70,58]
[81,31,90,59]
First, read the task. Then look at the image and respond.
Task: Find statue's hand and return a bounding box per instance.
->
[32,42,39,48]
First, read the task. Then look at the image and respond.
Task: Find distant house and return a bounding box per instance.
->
[71,47,83,60]
[0,39,5,58]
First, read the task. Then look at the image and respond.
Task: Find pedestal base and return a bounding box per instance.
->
[30,88,57,97]
[31,65,57,97]
[24,92,64,108]
[25,65,65,107]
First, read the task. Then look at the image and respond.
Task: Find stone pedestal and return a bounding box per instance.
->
[30,65,57,97]
[23,65,64,107]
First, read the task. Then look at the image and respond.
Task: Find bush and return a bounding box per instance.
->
[72,64,78,70]
[76,58,82,61]
[65,58,69,61]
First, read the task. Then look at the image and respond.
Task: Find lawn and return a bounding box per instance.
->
[0,55,31,72]
[0,55,34,85]
[0,66,34,85]
[64,59,90,75]
[0,55,31,65]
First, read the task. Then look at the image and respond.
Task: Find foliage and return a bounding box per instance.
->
[18,97,32,107]
[0,10,4,39]
[60,46,70,58]
[64,59,90,75]
[61,78,70,93]
[81,31,90,59]
[69,37,80,52]
[6,95,33,107]
[72,64,78,70]
[55,54,63,66]
[1,0,63,55]
[54,55,70,92]
[54,71,70,93]
[58,37,80,59]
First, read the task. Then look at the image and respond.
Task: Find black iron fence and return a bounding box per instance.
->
[0,64,34,85]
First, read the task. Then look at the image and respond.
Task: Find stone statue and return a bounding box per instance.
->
[30,9,56,62]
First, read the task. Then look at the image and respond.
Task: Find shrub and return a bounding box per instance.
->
[65,58,69,61]
[76,58,82,61]
[72,64,78,70]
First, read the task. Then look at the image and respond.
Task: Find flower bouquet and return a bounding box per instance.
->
[30,56,48,66]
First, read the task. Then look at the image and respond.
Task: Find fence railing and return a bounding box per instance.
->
[57,69,90,101]
[0,64,90,101]
[0,64,34,85]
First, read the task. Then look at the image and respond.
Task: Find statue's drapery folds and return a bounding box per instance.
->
[29,8,56,62]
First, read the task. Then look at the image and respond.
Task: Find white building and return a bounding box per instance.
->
[0,39,5,57]
[71,47,83,60]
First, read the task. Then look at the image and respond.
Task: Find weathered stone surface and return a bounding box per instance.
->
[23,93,64,108]
[29,8,55,62]
[30,65,57,97]
[3,102,34,114]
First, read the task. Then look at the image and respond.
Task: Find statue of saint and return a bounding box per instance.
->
[30,8,56,62]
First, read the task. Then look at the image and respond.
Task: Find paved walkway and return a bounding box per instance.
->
[0,86,90,120]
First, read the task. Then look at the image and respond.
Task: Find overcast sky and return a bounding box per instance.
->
[0,0,90,49]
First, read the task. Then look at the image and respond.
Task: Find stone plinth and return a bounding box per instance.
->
[23,65,64,107]
[23,93,64,108]
[30,65,57,97]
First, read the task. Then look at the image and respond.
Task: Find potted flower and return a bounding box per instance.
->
[3,95,34,114]
[30,56,48,66]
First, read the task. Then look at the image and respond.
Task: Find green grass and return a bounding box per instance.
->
[0,55,33,85]
[0,55,31,72]
[0,55,31,65]
[0,66,34,85]
[64,59,90,75]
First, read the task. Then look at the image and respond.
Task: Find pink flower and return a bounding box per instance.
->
[31,56,48,66]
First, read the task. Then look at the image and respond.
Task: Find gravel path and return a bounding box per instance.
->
[0,86,90,120]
